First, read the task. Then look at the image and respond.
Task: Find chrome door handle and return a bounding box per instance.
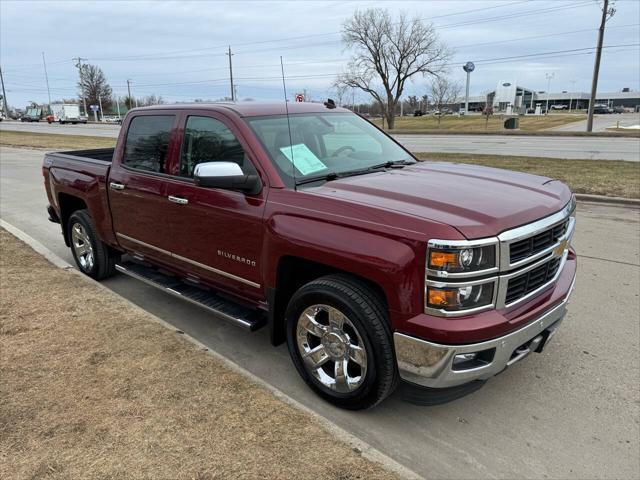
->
[168,195,188,205]
[109,182,125,191]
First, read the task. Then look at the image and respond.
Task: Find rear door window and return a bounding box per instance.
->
[123,115,175,173]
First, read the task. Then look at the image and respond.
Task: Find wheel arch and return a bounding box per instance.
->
[58,193,88,246]
[267,255,389,346]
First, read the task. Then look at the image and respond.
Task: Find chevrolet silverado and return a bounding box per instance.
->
[43,102,577,409]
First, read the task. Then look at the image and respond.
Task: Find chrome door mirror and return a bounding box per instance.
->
[193,161,262,195]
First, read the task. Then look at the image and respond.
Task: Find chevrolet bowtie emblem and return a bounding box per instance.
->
[554,239,568,256]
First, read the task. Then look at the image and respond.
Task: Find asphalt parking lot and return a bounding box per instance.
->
[1,145,639,479]
[2,119,639,161]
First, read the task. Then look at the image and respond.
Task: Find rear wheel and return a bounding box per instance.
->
[68,209,117,280]
[286,274,397,409]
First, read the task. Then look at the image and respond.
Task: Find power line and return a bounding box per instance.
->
[7,43,637,94]
[82,0,533,63]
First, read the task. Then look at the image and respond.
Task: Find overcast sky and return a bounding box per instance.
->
[1,0,639,107]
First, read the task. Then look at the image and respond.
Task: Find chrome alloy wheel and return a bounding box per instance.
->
[71,222,94,271]
[296,304,368,393]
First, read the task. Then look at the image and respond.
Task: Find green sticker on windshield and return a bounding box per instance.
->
[279,143,327,176]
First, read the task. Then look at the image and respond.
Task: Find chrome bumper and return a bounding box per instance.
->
[394,276,575,389]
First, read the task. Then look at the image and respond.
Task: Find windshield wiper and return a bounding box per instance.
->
[337,159,416,178]
[294,160,416,186]
[295,171,339,186]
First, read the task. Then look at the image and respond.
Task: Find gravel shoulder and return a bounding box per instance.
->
[0,228,398,480]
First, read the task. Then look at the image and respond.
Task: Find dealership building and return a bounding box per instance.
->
[463,80,640,112]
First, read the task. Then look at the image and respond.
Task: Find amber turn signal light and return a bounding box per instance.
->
[429,251,458,269]
[427,288,458,306]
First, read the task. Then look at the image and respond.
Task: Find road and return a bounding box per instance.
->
[550,112,640,132]
[2,120,639,161]
[394,134,640,161]
[1,145,639,479]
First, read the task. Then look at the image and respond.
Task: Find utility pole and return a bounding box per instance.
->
[545,72,555,114]
[227,46,235,101]
[0,67,9,117]
[127,79,132,109]
[74,57,88,118]
[74,57,88,117]
[587,0,616,132]
[41,52,52,112]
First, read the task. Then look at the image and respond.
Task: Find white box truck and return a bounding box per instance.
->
[49,104,87,124]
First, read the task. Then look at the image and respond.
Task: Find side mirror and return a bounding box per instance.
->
[194,161,262,195]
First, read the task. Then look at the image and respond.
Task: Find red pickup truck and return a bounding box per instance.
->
[43,102,577,409]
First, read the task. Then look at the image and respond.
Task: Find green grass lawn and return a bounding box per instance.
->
[415,152,640,199]
[373,114,586,132]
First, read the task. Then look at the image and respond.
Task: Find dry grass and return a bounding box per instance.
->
[0,130,116,150]
[373,114,587,132]
[0,229,397,480]
[415,152,640,199]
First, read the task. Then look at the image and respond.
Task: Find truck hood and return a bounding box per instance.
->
[311,162,572,239]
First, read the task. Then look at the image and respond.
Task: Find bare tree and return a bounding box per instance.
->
[138,94,165,106]
[78,64,112,110]
[429,76,461,110]
[335,9,451,129]
[429,76,461,126]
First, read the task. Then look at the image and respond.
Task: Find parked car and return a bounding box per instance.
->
[42,102,577,410]
[593,104,612,114]
[103,115,123,124]
[413,110,423,117]
[612,106,626,114]
[550,104,568,110]
[20,107,42,122]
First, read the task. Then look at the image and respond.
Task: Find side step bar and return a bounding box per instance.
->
[115,260,267,332]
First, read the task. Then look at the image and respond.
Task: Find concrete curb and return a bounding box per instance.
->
[0,219,423,480]
[576,194,640,207]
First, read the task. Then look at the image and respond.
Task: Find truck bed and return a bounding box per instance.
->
[53,148,115,163]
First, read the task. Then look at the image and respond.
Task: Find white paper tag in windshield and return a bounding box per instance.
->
[279,143,327,176]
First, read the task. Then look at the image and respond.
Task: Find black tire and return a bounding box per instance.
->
[67,209,117,280]
[285,274,398,410]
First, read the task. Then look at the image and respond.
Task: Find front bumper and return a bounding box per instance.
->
[394,275,575,389]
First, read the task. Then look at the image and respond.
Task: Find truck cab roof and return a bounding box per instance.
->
[127,101,351,117]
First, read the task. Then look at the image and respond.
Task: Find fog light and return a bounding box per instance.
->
[451,349,495,371]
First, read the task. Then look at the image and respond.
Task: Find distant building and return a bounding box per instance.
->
[461,80,640,112]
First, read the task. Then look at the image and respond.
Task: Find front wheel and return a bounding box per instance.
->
[68,209,117,280]
[286,275,398,409]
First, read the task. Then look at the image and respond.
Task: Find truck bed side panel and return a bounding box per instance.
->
[45,153,117,246]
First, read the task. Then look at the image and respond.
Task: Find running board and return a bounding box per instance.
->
[115,261,266,331]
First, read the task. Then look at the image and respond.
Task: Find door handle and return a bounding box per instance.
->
[168,195,188,205]
[109,182,125,191]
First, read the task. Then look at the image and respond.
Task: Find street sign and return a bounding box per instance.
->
[463,62,475,73]
[295,93,304,102]
[90,105,99,111]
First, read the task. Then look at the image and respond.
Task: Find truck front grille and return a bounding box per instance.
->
[509,219,569,263]
[505,257,562,304]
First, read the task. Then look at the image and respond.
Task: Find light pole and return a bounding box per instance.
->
[545,72,555,114]
[41,52,52,113]
[569,80,577,111]
[463,62,475,114]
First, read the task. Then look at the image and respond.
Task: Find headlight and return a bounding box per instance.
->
[428,244,496,274]
[427,282,495,312]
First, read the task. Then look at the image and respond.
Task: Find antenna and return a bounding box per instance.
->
[280,56,297,191]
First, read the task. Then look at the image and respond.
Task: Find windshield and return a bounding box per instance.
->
[245,112,414,187]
